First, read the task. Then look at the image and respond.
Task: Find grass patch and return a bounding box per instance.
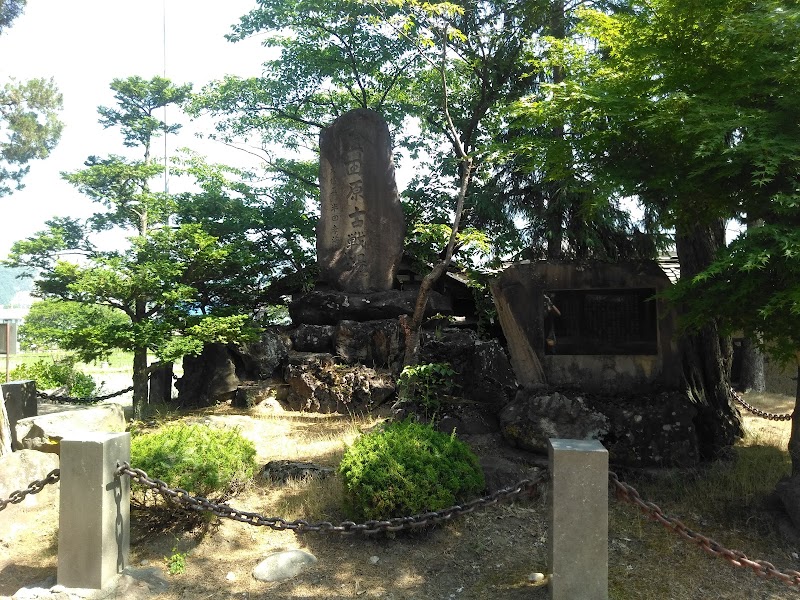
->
[606,398,796,599]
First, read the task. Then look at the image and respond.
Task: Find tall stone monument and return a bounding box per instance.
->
[317,108,405,293]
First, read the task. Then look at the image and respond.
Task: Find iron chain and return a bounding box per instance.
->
[116,462,548,534]
[731,388,792,421]
[36,386,134,405]
[0,469,61,512]
[610,471,800,587]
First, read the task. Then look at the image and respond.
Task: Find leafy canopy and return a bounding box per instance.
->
[0,78,63,196]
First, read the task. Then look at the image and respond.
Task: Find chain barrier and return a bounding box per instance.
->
[731,388,793,421]
[36,385,134,405]
[609,471,800,586]
[6,462,799,588]
[116,462,549,534]
[0,469,61,512]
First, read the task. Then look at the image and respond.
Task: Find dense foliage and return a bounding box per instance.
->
[339,420,485,520]
[0,77,63,197]
[5,77,268,418]
[0,0,26,33]
[10,356,96,398]
[397,362,457,418]
[18,299,129,352]
[6,0,798,462]
[130,423,257,504]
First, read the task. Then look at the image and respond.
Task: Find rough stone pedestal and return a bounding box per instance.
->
[58,432,130,590]
[548,438,608,600]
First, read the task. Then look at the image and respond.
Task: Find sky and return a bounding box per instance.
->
[0,0,269,259]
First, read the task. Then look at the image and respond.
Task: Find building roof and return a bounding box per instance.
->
[0,307,26,324]
[656,254,681,284]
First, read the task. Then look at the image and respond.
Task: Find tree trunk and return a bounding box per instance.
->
[738,217,766,393]
[0,386,12,457]
[739,336,765,392]
[132,345,149,421]
[675,220,743,460]
[790,356,800,477]
[401,259,451,370]
[545,0,567,260]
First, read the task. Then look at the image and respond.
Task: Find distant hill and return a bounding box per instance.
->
[0,266,34,306]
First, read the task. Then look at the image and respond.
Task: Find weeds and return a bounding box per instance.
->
[164,540,187,575]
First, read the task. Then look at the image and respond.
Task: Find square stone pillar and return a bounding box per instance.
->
[58,432,130,589]
[548,438,608,600]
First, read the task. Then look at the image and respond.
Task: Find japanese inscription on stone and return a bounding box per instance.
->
[317,109,405,293]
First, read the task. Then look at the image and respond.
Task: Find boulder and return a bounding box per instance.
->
[290,324,336,353]
[259,460,335,484]
[177,332,290,408]
[283,361,395,414]
[0,450,60,539]
[420,329,517,409]
[288,289,452,326]
[500,390,609,455]
[233,381,285,410]
[230,329,289,380]
[148,363,173,405]
[334,319,404,369]
[176,342,239,407]
[14,403,126,454]
[500,389,701,468]
[587,391,699,468]
[479,456,542,493]
[437,406,500,435]
[773,476,800,534]
[252,549,318,582]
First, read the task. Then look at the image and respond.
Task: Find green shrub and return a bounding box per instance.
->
[130,423,257,506]
[338,420,485,520]
[397,362,457,417]
[10,357,96,398]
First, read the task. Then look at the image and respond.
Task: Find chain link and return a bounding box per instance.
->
[0,469,61,512]
[609,471,800,586]
[117,462,548,534]
[731,388,793,421]
[36,385,134,405]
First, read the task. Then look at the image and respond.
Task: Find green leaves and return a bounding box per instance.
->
[669,223,800,365]
[339,420,484,519]
[97,76,192,151]
[0,77,63,196]
[130,423,257,504]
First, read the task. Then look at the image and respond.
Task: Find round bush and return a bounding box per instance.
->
[130,422,257,504]
[338,420,485,520]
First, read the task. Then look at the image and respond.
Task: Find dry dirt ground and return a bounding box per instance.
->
[1,392,800,600]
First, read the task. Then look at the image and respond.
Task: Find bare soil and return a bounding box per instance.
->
[1,392,799,600]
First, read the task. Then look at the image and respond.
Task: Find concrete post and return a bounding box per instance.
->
[548,438,608,600]
[58,432,130,590]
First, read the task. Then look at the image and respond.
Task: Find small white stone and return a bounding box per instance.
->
[527,572,546,583]
[226,571,236,581]
[50,584,66,593]
[369,555,380,565]
[253,549,318,582]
